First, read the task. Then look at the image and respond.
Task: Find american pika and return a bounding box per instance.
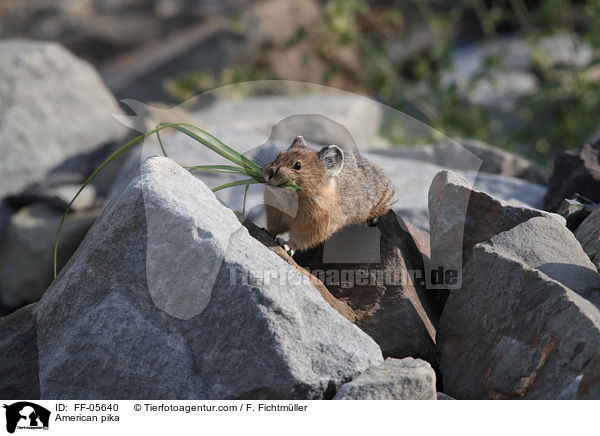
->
[262,136,394,251]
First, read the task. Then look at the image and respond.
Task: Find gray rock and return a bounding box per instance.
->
[0,200,15,243]
[0,40,127,199]
[576,207,600,271]
[438,242,600,399]
[467,171,546,209]
[0,204,99,312]
[461,140,548,185]
[365,155,546,232]
[428,170,560,288]
[334,357,437,400]
[488,216,600,299]
[370,138,548,185]
[558,195,598,231]
[293,210,438,364]
[555,364,600,400]
[544,140,600,212]
[576,357,600,399]
[43,184,97,211]
[34,157,383,399]
[10,179,97,212]
[0,304,40,399]
[432,173,600,399]
[556,375,583,400]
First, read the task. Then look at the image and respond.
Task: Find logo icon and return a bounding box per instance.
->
[3,402,50,434]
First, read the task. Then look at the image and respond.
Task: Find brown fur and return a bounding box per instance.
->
[263,137,395,251]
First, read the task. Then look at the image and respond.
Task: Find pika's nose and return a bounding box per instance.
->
[266,166,276,181]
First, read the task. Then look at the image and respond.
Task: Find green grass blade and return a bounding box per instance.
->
[193,169,246,175]
[173,123,263,174]
[212,178,262,192]
[178,123,263,172]
[186,164,248,171]
[186,164,251,175]
[240,156,265,181]
[159,123,244,167]
[156,123,264,179]
[242,184,250,216]
[156,125,169,157]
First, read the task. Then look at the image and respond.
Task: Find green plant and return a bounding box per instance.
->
[53,123,298,278]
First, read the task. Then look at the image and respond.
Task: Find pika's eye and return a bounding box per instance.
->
[293,161,302,170]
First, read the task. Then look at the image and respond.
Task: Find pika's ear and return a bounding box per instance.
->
[318,145,344,177]
[289,136,307,149]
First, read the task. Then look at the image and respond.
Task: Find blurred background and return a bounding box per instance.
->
[1,0,598,167]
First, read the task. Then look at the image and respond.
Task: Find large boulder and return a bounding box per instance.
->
[438,242,600,399]
[576,207,600,271]
[0,40,126,199]
[33,157,382,399]
[293,210,438,364]
[428,170,561,288]
[544,140,600,212]
[486,216,600,297]
[334,357,437,400]
[432,171,600,399]
[0,304,40,399]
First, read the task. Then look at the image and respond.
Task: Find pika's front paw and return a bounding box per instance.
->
[367,216,380,227]
[275,237,295,256]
